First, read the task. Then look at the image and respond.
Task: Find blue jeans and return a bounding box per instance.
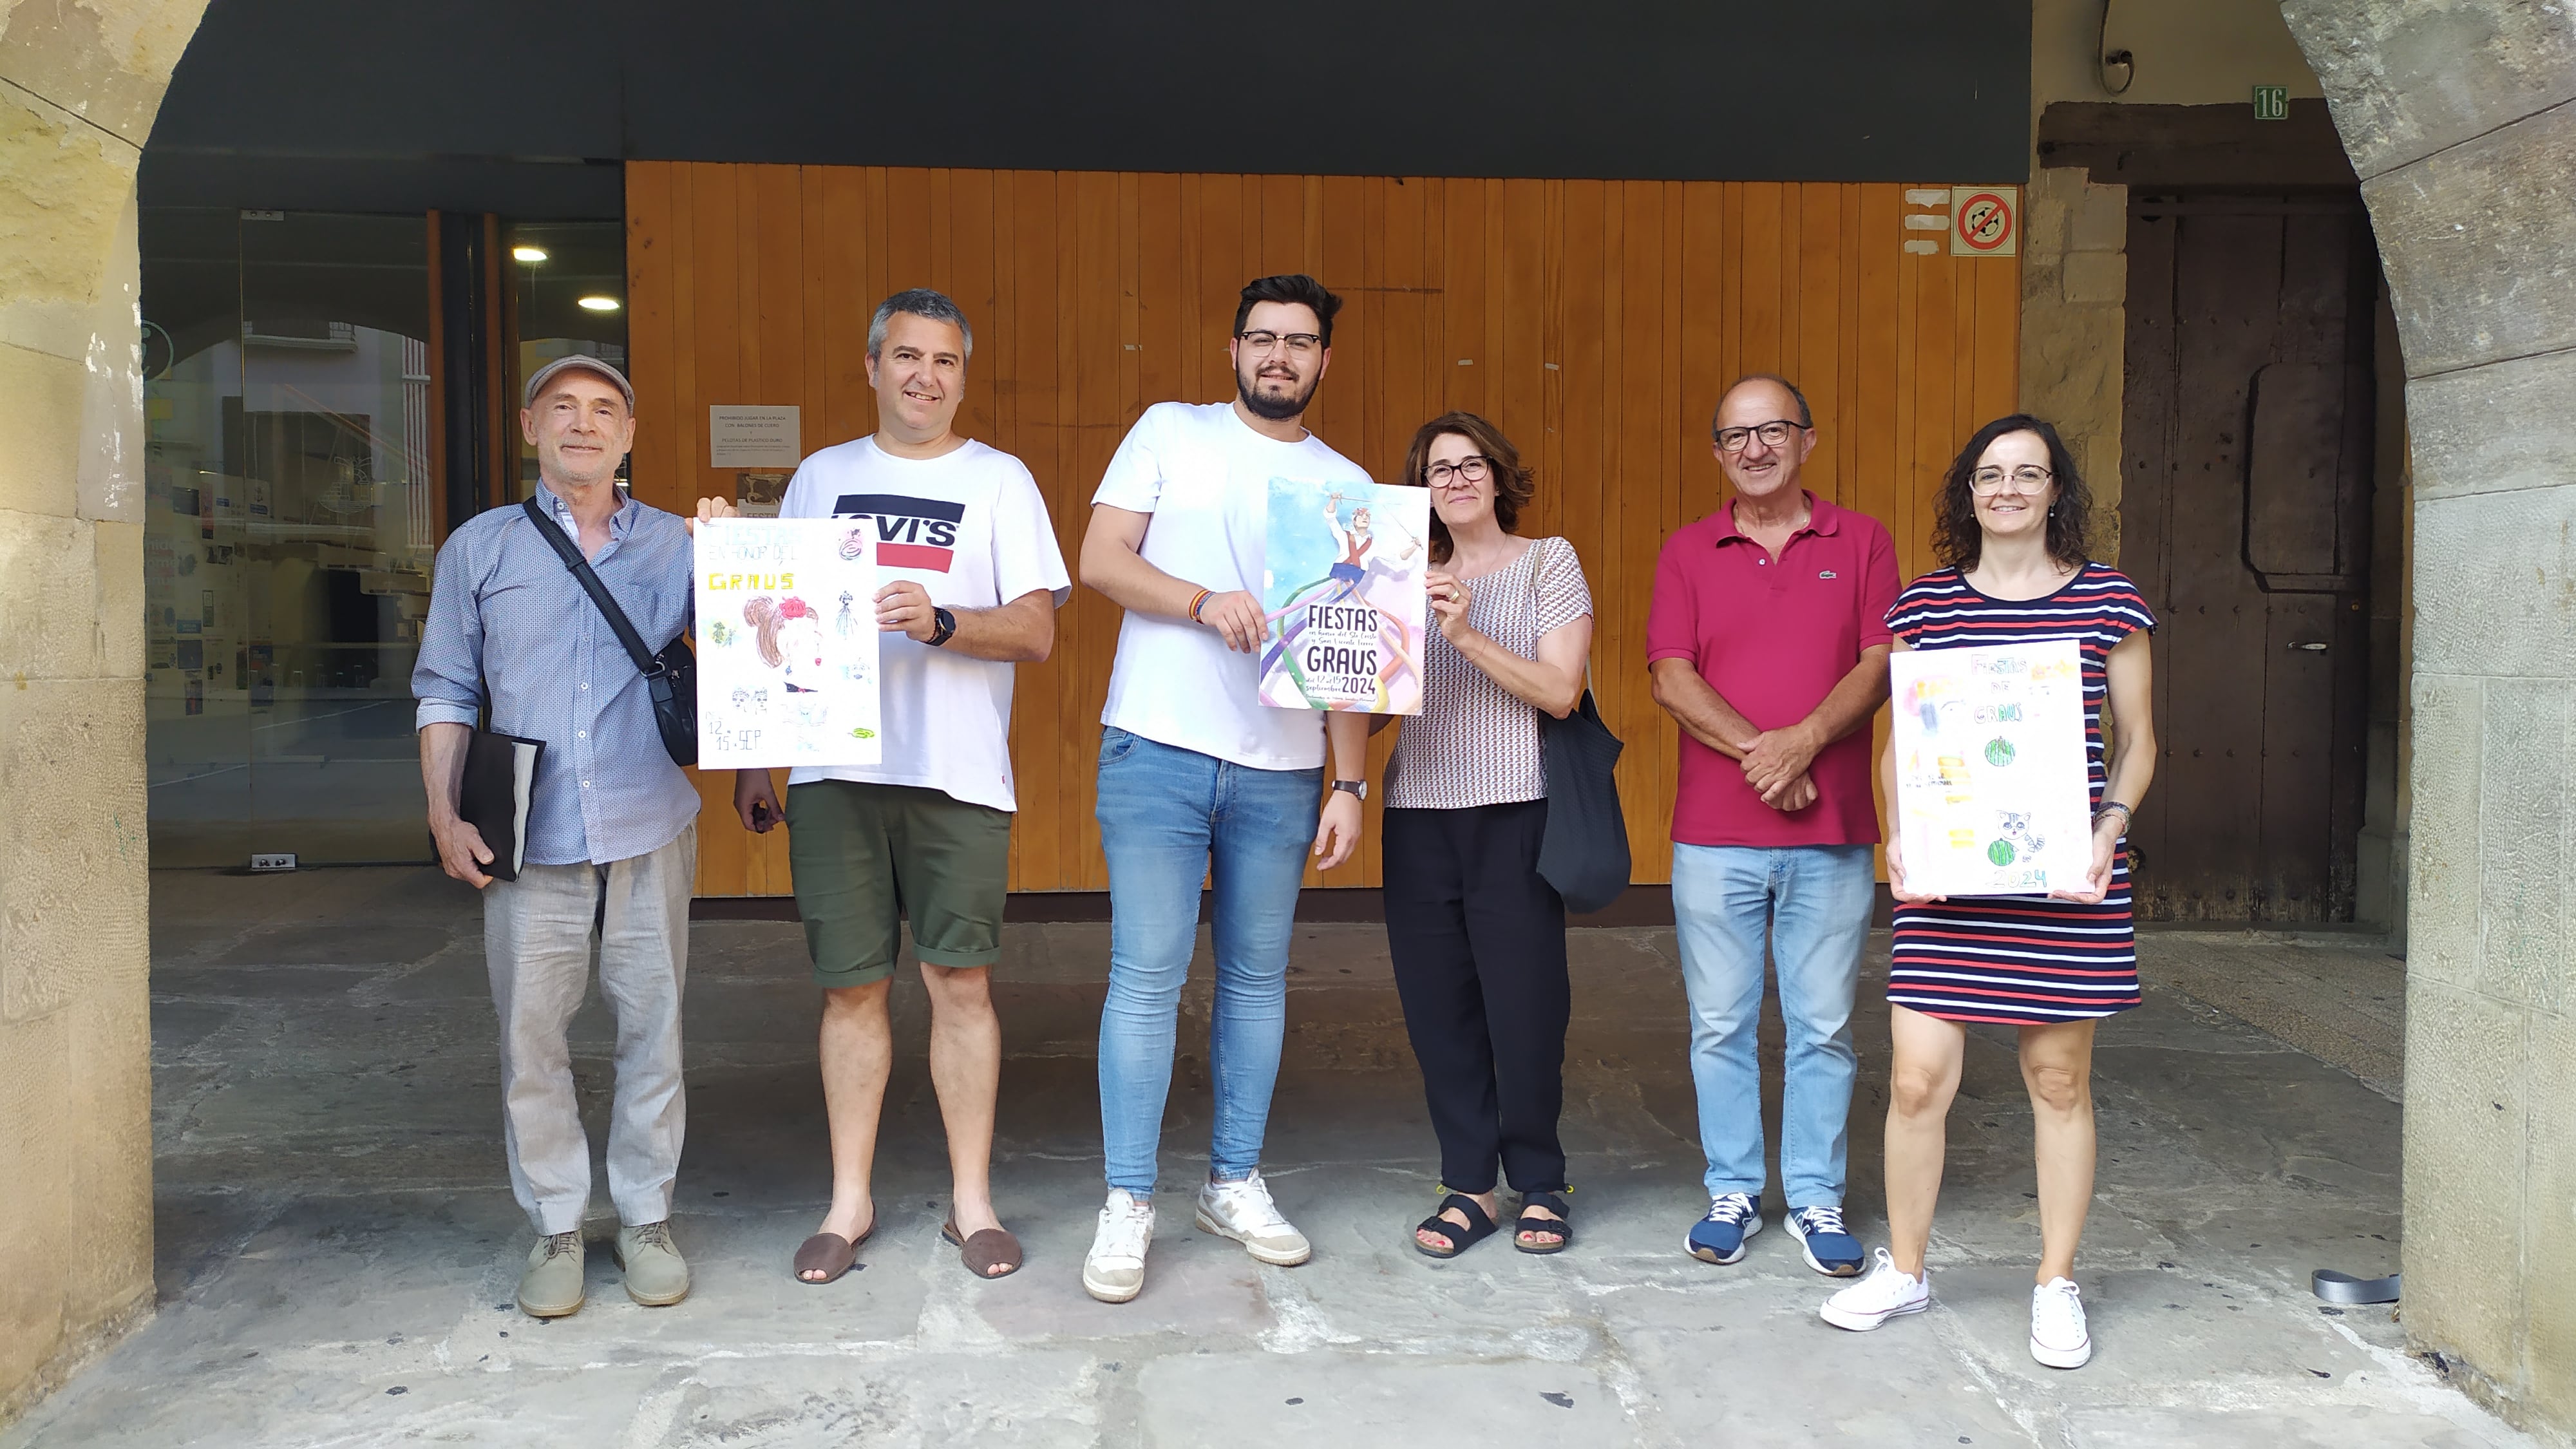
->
[1095,727,1321,1195]
[1670,843,1875,1208]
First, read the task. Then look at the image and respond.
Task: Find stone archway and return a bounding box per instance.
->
[2278,0,2576,1433]
[0,0,209,1420]
[1,0,2570,1434]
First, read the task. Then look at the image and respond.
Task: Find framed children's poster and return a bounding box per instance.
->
[1889,639,2092,897]
[1256,477,1431,714]
[694,518,881,768]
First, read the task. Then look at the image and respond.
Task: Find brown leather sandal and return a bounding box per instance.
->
[942,1219,1023,1279]
[793,1218,874,1285]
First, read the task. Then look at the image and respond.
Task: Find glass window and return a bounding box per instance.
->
[142,209,436,866]
[508,221,629,500]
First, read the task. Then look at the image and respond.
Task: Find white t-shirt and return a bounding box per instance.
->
[777,436,1070,812]
[1094,401,1372,770]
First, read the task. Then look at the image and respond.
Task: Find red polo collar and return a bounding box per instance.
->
[1709,490,1843,545]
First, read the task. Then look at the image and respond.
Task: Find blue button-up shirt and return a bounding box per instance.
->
[413,488,700,866]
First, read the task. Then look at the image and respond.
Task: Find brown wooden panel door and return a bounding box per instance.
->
[2120,198,2375,922]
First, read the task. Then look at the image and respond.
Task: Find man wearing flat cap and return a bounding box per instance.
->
[413,355,708,1319]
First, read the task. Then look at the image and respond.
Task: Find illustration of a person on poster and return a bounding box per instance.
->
[1260,486,1427,712]
[744,594,831,732]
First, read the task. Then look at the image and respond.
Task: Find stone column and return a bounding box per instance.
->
[0,0,205,1423]
[2282,0,2576,1435]
[2017,167,2131,547]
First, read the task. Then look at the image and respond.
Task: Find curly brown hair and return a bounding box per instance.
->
[1929,414,2094,571]
[1397,411,1536,565]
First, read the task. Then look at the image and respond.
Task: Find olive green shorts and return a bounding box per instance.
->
[782,780,1013,989]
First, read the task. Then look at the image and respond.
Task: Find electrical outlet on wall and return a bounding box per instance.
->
[249,853,298,873]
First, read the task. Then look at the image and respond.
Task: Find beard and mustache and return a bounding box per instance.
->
[1236,359,1320,421]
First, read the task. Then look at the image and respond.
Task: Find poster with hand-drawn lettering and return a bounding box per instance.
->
[694,518,880,768]
[1257,477,1430,714]
[1889,639,2091,896]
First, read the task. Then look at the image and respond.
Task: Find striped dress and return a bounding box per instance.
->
[1885,563,2157,1024]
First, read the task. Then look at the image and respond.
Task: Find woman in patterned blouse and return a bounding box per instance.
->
[1376,411,1596,1260]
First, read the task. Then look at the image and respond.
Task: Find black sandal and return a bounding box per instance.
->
[1515,1191,1573,1255]
[1413,1192,1500,1259]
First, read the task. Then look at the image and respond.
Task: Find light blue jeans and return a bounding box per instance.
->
[1670,843,1875,1208]
[1095,727,1321,1196]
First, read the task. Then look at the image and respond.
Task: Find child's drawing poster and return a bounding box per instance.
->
[1889,639,2091,897]
[1256,477,1430,714]
[694,518,881,768]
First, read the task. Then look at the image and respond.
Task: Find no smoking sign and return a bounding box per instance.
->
[1949,185,2019,257]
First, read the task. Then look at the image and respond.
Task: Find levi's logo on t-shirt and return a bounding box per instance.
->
[833,493,963,572]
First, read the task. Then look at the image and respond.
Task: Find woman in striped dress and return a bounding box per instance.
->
[1819,414,2157,1371]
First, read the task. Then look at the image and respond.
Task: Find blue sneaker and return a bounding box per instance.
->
[1786,1204,1864,1276]
[1686,1193,1763,1265]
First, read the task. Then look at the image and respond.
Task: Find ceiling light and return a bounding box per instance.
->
[577,295,621,312]
[512,245,549,263]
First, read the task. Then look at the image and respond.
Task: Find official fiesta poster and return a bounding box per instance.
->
[1256,477,1431,715]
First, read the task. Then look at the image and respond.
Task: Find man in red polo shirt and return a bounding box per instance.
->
[1645,373,1899,1280]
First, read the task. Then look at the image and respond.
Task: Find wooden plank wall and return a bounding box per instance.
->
[623,162,2022,896]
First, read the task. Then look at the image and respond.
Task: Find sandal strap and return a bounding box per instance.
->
[1518,1191,1571,1220]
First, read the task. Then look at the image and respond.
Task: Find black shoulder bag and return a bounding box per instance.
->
[520,495,699,767]
[1525,541,1630,914]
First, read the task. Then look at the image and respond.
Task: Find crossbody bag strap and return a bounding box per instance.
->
[520,494,667,679]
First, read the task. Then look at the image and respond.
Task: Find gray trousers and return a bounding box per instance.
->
[483,824,696,1235]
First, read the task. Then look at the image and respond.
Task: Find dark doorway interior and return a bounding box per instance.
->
[2120,195,2378,923]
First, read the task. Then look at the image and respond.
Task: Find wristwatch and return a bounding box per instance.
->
[1330,779,1368,800]
[926,607,957,648]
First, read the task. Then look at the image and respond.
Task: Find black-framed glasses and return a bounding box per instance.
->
[1236,330,1323,357]
[1714,419,1806,452]
[1969,464,2054,495]
[1424,456,1492,486]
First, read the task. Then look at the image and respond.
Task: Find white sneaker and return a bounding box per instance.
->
[1193,1168,1312,1266]
[1819,1248,1932,1332]
[1083,1188,1155,1303]
[2030,1276,2093,1368]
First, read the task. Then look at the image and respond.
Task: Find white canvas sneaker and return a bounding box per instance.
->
[1193,1169,1312,1266]
[2030,1276,2093,1368]
[1819,1248,1932,1332]
[1083,1188,1155,1304]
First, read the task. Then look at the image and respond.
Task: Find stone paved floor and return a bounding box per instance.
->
[1,869,2528,1448]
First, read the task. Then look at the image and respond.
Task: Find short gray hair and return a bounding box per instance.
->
[867,288,974,363]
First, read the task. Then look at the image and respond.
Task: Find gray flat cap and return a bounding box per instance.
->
[523,353,636,410]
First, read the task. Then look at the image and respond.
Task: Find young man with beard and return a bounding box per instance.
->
[732,289,1070,1284]
[1074,274,1371,1303]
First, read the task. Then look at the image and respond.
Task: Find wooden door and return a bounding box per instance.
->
[2119,196,2375,922]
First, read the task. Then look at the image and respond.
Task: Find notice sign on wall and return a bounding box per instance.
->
[1948,185,2019,257]
[709,405,802,469]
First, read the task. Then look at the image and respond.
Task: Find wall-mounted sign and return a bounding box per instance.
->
[1949,186,2019,257]
[2253,86,2289,121]
[709,405,802,469]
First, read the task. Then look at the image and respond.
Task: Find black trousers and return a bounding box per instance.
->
[1382,800,1571,1195]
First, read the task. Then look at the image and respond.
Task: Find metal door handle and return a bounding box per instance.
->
[2289,641,2328,652]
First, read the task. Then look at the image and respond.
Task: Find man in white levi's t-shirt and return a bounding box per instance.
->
[733,290,1070,1286]
[1073,274,1373,1304]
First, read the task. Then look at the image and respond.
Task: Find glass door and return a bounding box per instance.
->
[142,210,437,865]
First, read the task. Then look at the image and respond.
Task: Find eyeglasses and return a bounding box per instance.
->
[1969,464,2055,495]
[1236,330,1323,357]
[1424,456,1492,486]
[1714,419,1807,452]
